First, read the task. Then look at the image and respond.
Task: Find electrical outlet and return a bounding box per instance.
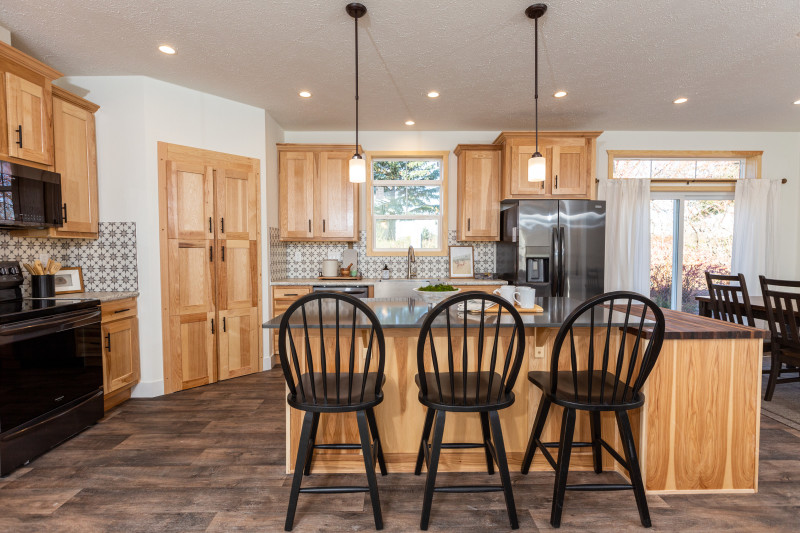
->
[534,346,545,359]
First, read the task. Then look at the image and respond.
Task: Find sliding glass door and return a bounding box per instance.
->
[650,193,734,313]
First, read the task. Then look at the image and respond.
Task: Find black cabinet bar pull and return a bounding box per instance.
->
[308,219,311,232]
[467,218,471,231]
[555,174,558,189]
[62,203,68,224]
[15,125,22,148]
[222,317,226,332]
[209,245,213,262]
[222,246,225,262]
[105,333,111,352]
[114,308,131,314]
[211,318,215,334]
[209,217,212,233]
[323,219,326,232]
[220,217,224,233]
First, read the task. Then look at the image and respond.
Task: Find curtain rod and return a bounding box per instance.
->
[596,178,788,184]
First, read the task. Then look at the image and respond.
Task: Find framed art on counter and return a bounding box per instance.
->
[449,245,474,278]
[54,267,85,294]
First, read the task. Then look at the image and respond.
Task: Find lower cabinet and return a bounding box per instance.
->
[100,297,140,411]
[271,286,312,357]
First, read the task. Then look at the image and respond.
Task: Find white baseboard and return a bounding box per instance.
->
[130,379,165,398]
[264,353,278,370]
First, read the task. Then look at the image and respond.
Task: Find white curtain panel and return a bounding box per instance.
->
[599,179,651,295]
[732,179,780,294]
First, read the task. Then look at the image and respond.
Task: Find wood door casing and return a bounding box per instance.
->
[4,71,51,165]
[317,151,357,239]
[102,317,140,394]
[551,145,587,196]
[166,161,214,240]
[52,96,98,234]
[218,307,260,380]
[169,312,217,390]
[279,150,315,239]
[216,167,257,240]
[168,240,216,315]
[460,149,500,240]
[217,239,257,310]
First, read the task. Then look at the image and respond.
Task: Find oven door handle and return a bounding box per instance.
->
[0,308,101,336]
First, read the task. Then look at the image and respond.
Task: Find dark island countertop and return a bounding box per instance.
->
[264,296,768,339]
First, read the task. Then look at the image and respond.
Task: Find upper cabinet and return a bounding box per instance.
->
[454,144,501,241]
[278,144,359,241]
[0,41,61,167]
[494,131,601,200]
[51,86,100,237]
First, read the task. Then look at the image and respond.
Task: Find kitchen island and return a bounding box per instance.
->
[264,296,766,494]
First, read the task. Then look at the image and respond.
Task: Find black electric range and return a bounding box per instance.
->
[0,261,104,476]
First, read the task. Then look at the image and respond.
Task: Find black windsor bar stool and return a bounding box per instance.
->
[414,291,526,530]
[278,292,387,531]
[759,276,800,401]
[520,291,666,528]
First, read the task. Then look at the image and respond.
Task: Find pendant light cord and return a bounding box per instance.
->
[534,13,539,154]
[354,14,360,157]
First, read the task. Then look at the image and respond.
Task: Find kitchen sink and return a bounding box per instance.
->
[373,279,438,299]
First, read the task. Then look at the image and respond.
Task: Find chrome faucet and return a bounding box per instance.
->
[407,245,416,278]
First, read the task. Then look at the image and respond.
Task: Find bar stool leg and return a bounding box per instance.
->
[521,397,551,474]
[765,351,780,401]
[479,412,495,475]
[590,411,603,474]
[285,410,314,531]
[366,408,387,475]
[420,410,445,530]
[415,407,435,475]
[550,407,576,528]
[616,410,651,528]
[303,412,320,476]
[489,410,519,529]
[356,410,383,530]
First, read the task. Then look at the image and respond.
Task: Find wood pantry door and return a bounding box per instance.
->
[159,142,262,394]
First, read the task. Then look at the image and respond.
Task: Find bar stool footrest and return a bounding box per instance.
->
[299,486,371,494]
[434,485,505,493]
[565,483,633,491]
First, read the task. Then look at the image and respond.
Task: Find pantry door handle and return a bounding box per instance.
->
[220,217,224,233]
[209,217,212,234]
[221,246,225,262]
[222,317,226,332]
[211,318,215,334]
[209,245,213,262]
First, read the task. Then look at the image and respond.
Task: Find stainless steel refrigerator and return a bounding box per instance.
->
[496,200,606,299]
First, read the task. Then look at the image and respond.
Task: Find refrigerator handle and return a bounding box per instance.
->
[559,226,566,297]
[551,227,559,297]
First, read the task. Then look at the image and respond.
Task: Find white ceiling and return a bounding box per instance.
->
[2,1,799,131]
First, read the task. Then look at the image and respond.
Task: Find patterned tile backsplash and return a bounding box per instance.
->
[269,227,495,281]
[0,222,138,296]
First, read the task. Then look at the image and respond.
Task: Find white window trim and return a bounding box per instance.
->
[365,151,449,257]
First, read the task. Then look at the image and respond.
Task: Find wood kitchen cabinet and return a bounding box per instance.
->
[270,285,312,360]
[159,142,262,394]
[494,131,601,200]
[101,297,141,411]
[454,144,502,241]
[278,144,360,241]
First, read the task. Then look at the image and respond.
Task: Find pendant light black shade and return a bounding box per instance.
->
[526,4,547,182]
[347,3,367,183]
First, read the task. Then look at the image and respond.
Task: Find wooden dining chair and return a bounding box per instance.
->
[759,276,800,401]
[278,292,387,531]
[520,291,666,528]
[414,292,526,530]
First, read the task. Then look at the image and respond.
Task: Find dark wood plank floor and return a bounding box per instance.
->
[1,368,798,532]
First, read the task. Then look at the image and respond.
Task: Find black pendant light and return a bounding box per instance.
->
[526,4,547,182]
[347,3,367,183]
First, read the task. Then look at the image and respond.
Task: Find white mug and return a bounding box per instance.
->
[493,285,516,305]
[514,287,536,309]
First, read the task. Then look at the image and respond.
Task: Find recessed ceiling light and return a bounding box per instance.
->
[158,45,176,55]
[298,91,312,98]
[673,97,688,104]
[404,120,415,126]
[554,91,567,98]
[794,99,800,105]
[427,91,440,98]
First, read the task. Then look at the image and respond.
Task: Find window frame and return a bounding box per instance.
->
[365,151,449,256]
[608,150,763,193]
[650,190,735,312]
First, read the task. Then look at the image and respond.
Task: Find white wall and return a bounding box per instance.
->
[284,129,800,278]
[57,76,270,396]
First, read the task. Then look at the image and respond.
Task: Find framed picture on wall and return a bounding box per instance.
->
[449,246,474,278]
[54,267,85,294]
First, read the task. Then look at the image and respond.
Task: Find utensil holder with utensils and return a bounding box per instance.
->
[31,275,55,298]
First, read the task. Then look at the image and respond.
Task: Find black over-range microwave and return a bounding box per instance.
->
[0,161,63,228]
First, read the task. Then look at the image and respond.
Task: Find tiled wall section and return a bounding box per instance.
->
[269,227,495,280]
[0,222,138,296]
